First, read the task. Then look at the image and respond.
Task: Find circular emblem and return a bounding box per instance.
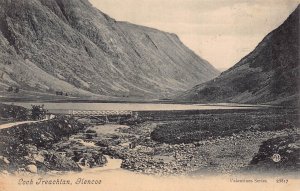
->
[271,154,281,163]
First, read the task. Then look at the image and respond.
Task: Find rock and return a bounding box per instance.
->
[24,156,36,164]
[25,145,38,152]
[44,152,82,171]
[288,143,299,149]
[25,164,38,173]
[286,150,293,153]
[40,150,49,155]
[0,156,10,164]
[33,154,45,163]
[0,170,9,175]
[17,168,26,172]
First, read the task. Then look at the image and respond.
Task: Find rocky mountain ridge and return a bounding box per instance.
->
[0,0,219,99]
[177,5,299,105]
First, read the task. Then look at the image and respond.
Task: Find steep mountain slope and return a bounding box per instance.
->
[177,5,299,105]
[0,0,219,99]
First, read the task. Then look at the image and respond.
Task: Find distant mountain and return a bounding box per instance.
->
[0,0,219,99]
[216,68,229,72]
[177,5,299,106]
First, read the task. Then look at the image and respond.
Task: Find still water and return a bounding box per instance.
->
[4,102,262,113]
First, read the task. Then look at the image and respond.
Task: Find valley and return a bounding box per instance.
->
[0,2,299,191]
[0,103,298,177]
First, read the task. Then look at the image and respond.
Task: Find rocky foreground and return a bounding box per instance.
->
[89,122,299,176]
[0,108,299,176]
[0,117,107,175]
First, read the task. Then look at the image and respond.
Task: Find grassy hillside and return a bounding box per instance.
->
[177,5,299,106]
[0,0,219,100]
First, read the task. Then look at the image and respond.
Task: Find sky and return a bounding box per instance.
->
[89,0,299,70]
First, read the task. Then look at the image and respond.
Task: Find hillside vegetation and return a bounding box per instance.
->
[177,5,299,106]
[0,0,219,99]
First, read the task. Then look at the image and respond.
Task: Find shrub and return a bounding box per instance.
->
[31,105,47,120]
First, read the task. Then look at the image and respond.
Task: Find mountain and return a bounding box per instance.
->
[177,5,299,105]
[0,0,219,100]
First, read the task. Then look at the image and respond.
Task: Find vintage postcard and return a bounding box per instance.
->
[0,0,299,190]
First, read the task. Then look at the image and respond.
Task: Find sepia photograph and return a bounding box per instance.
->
[0,0,299,190]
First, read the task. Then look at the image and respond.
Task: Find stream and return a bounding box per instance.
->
[74,138,124,173]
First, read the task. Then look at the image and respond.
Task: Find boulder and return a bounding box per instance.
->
[33,154,45,163]
[0,156,10,164]
[44,152,82,171]
[26,164,38,173]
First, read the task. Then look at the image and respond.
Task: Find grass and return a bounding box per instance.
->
[150,108,299,144]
